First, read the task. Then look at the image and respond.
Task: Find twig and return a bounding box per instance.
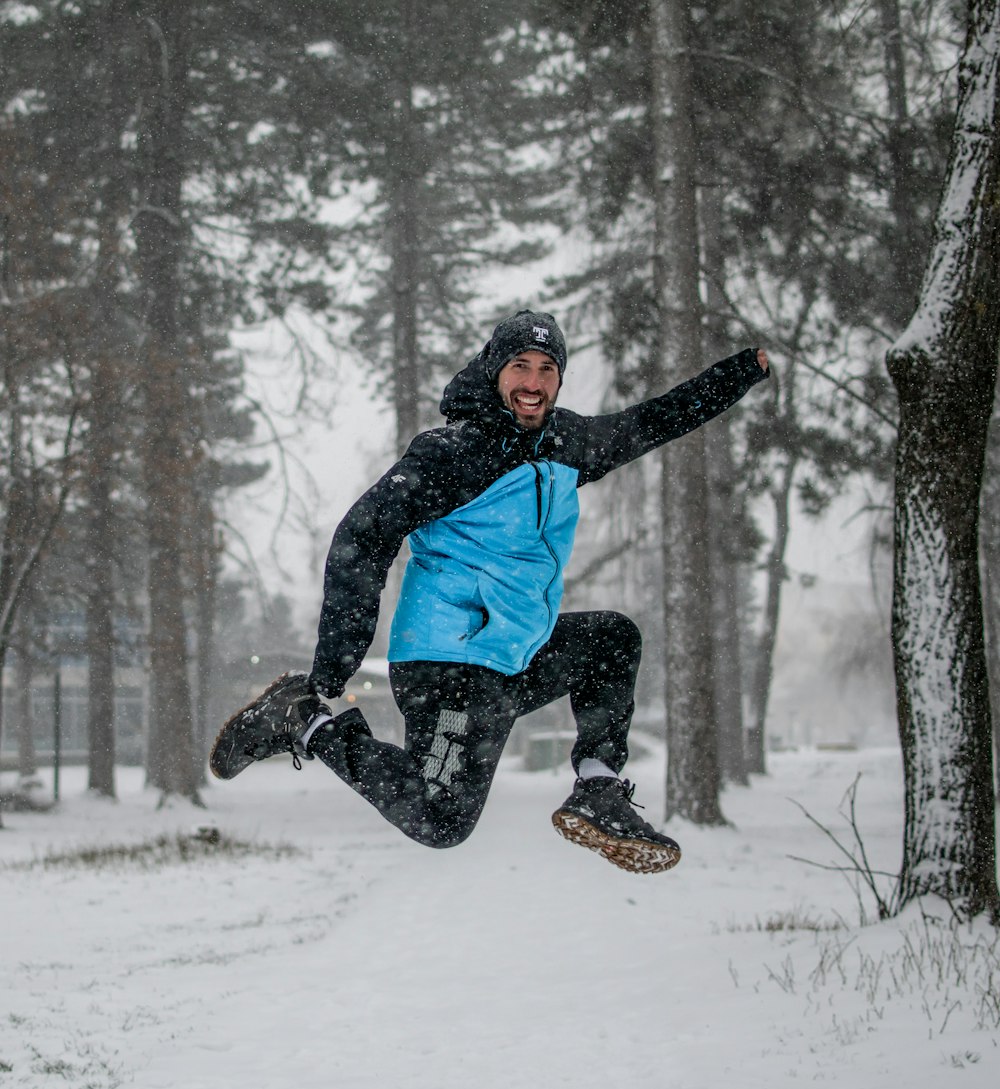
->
[788,773,899,921]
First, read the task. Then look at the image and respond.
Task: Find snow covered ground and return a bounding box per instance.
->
[2,743,998,1089]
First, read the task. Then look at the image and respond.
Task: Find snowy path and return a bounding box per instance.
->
[2,746,997,1088]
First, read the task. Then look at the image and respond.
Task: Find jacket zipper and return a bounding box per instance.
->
[527,461,559,664]
[533,463,544,528]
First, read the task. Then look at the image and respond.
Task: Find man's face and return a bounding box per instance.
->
[497,350,560,430]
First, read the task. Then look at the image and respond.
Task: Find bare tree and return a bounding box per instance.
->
[743,287,817,774]
[886,0,1000,920]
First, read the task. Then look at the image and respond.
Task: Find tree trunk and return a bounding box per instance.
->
[701,186,748,786]
[134,0,201,803]
[746,443,795,774]
[191,491,220,780]
[389,169,421,457]
[389,181,420,455]
[84,287,120,798]
[886,0,1000,919]
[744,286,813,773]
[85,410,117,799]
[878,0,925,326]
[80,0,142,800]
[14,626,37,783]
[0,386,33,826]
[650,0,725,825]
[982,380,1000,798]
[0,677,6,824]
[388,10,422,458]
[984,554,1000,799]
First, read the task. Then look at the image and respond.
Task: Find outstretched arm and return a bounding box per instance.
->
[576,346,770,485]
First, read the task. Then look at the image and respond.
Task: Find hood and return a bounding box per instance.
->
[439,342,509,425]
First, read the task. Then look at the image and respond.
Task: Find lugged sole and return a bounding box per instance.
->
[551,809,681,875]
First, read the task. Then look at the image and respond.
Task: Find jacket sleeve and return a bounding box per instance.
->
[576,347,768,485]
[309,430,466,699]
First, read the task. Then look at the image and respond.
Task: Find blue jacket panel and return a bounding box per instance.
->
[389,461,581,674]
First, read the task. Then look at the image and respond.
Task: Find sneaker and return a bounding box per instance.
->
[551,777,681,874]
[209,671,320,780]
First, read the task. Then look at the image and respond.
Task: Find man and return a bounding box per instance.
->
[211,309,769,873]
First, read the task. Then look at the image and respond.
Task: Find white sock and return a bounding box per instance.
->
[299,713,333,750]
[578,758,618,780]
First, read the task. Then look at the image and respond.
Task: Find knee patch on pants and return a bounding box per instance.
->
[420,709,470,798]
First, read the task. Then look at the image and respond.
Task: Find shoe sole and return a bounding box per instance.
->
[209,671,308,781]
[551,809,681,874]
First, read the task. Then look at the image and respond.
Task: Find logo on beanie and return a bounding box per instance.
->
[532,325,551,344]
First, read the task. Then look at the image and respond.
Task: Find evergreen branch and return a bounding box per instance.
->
[688,49,886,129]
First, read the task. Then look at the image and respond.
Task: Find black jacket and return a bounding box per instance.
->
[310,346,768,698]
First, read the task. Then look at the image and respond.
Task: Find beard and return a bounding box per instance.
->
[505,388,553,429]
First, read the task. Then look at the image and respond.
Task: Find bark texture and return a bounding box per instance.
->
[134,1,201,802]
[650,0,725,825]
[702,187,748,786]
[886,0,1000,919]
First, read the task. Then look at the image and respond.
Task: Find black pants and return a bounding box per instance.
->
[309,611,641,848]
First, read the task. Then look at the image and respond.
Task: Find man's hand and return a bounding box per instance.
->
[757,349,769,372]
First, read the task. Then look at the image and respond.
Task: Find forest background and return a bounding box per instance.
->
[1,0,998,918]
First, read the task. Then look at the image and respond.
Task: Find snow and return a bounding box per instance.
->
[892,0,1000,359]
[2,744,998,1089]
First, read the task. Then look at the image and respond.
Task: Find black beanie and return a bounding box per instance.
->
[485,310,567,382]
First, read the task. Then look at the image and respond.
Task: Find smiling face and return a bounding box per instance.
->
[496,350,561,430]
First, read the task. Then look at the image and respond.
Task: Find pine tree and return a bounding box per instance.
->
[649,0,727,823]
[2,1,276,802]
[286,1,564,452]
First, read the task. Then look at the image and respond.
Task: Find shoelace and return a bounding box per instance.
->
[619,779,645,810]
[278,693,318,770]
[244,727,304,769]
[616,778,667,839]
